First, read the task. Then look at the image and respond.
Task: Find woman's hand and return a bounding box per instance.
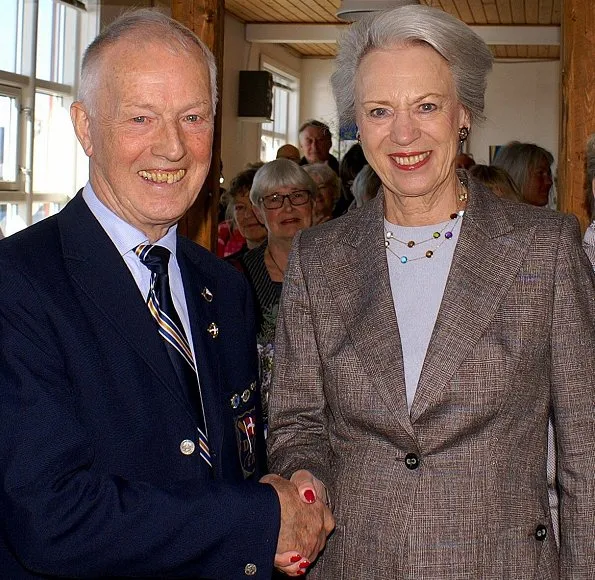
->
[291,469,331,508]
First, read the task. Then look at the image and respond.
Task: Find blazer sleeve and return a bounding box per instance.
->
[0,257,280,578]
[550,214,595,578]
[267,231,332,486]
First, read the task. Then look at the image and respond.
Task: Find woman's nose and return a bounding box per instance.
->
[389,111,420,146]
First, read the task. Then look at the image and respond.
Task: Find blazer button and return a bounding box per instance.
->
[244,563,257,575]
[405,453,420,470]
[535,524,547,541]
[180,439,195,455]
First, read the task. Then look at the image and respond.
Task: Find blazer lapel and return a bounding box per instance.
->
[57,194,191,414]
[327,193,415,439]
[177,243,225,456]
[410,181,537,423]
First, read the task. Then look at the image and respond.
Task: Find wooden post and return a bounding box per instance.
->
[171,0,225,251]
[558,0,595,231]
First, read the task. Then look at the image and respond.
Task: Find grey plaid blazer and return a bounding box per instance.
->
[268,178,595,580]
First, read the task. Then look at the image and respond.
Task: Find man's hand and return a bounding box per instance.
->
[261,473,335,575]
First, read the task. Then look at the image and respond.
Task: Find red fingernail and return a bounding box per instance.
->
[304,489,315,503]
[297,571,305,576]
[290,555,302,563]
[299,560,311,569]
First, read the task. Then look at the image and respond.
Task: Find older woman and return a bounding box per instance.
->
[267,5,595,578]
[302,163,341,224]
[492,141,554,206]
[241,159,315,336]
[350,163,381,209]
[220,164,267,259]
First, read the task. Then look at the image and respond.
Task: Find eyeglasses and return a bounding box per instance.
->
[260,190,311,210]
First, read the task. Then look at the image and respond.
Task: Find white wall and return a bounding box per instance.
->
[300,59,339,153]
[221,14,301,184]
[470,60,559,165]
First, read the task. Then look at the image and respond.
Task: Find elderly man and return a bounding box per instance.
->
[298,120,340,174]
[0,10,332,579]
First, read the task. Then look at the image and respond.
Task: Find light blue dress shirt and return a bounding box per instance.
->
[82,183,195,348]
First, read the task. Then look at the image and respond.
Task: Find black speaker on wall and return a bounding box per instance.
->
[237,71,273,122]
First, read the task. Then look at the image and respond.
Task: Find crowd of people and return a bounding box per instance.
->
[0,3,594,580]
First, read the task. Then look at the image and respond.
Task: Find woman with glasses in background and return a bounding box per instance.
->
[236,159,316,430]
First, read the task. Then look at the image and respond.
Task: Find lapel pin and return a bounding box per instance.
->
[250,381,256,391]
[230,393,240,409]
[241,389,251,403]
[207,322,219,339]
[201,287,213,302]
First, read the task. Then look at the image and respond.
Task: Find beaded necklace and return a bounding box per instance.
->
[384,178,468,264]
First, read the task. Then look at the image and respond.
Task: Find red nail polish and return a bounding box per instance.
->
[304,489,315,503]
[290,555,302,563]
[296,571,305,576]
[299,560,311,569]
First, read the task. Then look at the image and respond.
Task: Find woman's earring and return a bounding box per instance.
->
[356,130,361,144]
[458,126,469,143]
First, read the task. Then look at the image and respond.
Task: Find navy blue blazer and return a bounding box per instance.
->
[0,193,280,578]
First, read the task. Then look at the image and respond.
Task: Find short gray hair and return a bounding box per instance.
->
[331,5,493,129]
[302,163,341,202]
[250,159,317,205]
[491,141,554,202]
[78,9,218,115]
[586,133,595,218]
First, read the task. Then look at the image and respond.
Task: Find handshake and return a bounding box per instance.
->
[261,470,335,576]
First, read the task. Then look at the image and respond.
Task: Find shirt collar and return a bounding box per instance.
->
[82,182,178,257]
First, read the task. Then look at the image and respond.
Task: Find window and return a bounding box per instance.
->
[0,0,98,237]
[259,61,299,163]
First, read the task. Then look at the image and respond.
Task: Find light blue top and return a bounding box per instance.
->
[384,214,463,412]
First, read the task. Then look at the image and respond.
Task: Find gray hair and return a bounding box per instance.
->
[491,141,554,202]
[78,9,218,115]
[352,164,382,208]
[586,134,595,219]
[302,163,341,202]
[250,159,317,205]
[331,4,493,129]
[298,119,332,139]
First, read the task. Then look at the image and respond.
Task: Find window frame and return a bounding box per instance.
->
[0,0,97,233]
[259,57,300,163]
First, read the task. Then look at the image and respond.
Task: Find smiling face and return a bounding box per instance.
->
[253,185,314,243]
[310,174,335,224]
[355,42,468,214]
[71,36,214,242]
[232,190,267,246]
[299,125,332,164]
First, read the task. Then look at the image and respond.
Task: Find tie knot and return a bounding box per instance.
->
[135,244,170,275]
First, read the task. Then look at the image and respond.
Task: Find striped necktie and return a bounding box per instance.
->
[135,244,212,468]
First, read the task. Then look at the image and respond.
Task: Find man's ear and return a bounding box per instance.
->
[70,101,93,157]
